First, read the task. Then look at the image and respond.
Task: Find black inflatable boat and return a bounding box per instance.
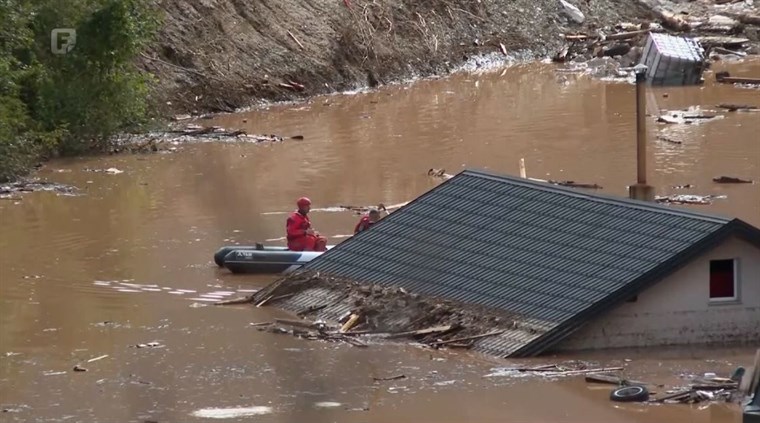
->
[213,244,333,274]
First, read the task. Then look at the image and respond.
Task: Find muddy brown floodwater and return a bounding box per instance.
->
[1,59,759,423]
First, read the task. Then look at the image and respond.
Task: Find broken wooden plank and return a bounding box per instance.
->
[653,390,692,402]
[563,34,588,40]
[341,335,368,348]
[585,373,648,385]
[215,296,254,306]
[340,314,361,333]
[715,72,760,85]
[248,322,273,327]
[429,330,504,346]
[547,180,603,189]
[274,318,318,329]
[372,374,406,381]
[384,325,453,339]
[86,354,109,363]
[544,367,625,376]
[446,342,474,349]
[516,364,562,372]
[255,294,274,307]
[691,383,738,390]
[296,304,328,316]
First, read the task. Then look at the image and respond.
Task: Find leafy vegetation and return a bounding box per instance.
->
[0,0,160,181]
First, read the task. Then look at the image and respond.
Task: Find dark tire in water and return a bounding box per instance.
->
[610,385,649,402]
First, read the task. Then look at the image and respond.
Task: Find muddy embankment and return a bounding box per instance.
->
[139,0,654,115]
[139,0,760,116]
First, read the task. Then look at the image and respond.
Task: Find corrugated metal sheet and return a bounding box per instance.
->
[303,169,736,357]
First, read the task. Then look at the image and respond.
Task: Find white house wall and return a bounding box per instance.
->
[558,236,760,351]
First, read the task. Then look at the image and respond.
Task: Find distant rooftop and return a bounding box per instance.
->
[303,169,760,357]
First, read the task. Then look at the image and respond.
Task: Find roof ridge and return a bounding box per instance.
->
[459,168,733,224]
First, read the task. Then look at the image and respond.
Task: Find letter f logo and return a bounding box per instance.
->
[51,29,76,55]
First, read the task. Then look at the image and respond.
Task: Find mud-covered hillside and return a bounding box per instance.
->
[139,0,654,114]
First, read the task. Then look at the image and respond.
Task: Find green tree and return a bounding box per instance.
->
[0,0,161,181]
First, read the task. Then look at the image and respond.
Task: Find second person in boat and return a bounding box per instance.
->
[354,207,382,234]
[286,197,328,252]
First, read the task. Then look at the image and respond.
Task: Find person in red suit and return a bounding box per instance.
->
[286,197,327,251]
[354,208,381,234]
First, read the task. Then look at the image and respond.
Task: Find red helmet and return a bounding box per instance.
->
[297,197,311,208]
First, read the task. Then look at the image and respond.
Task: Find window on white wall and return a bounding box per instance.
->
[709,259,737,301]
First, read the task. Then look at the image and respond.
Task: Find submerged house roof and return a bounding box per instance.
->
[303,169,760,357]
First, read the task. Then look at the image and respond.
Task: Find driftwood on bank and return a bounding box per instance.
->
[168,124,305,142]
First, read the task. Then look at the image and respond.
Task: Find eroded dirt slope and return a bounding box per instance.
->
[140,0,653,114]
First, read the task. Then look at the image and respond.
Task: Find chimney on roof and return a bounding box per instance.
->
[628,65,655,202]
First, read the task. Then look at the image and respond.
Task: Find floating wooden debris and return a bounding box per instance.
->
[519,159,601,189]
[656,108,723,125]
[655,194,726,205]
[428,168,454,180]
[372,374,406,382]
[585,373,649,386]
[657,135,683,145]
[717,104,758,112]
[547,180,603,189]
[168,125,304,142]
[715,71,760,85]
[713,176,753,184]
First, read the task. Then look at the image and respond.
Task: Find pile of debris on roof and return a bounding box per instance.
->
[219,270,536,352]
[554,0,759,83]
